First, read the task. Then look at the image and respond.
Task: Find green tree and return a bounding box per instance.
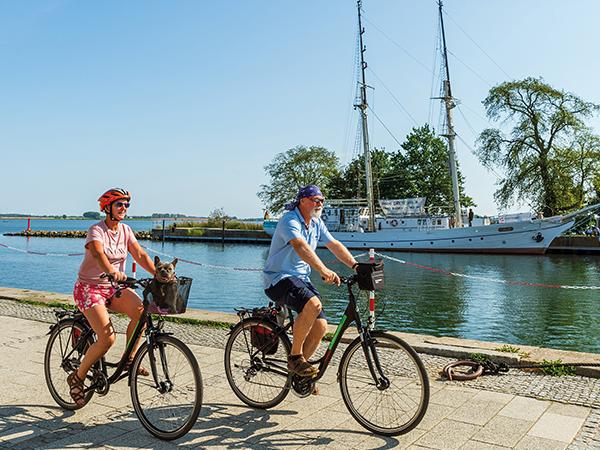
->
[82,211,101,219]
[327,148,391,201]
[476,77,599,216]
[382,125,474,210]
[561,128,600,209]
[258,145,340,213]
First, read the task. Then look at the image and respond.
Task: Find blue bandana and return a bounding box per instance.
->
[284,185,324,211]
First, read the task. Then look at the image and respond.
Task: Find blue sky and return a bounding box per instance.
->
[1,0,599,217]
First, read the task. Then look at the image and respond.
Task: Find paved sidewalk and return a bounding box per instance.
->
[0,313,598,449]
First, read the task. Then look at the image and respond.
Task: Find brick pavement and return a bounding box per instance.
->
[1,305,599,449]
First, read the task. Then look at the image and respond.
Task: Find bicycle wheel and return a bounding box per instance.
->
[44,319,96,410]
[339,331,429,436]
[130,335,202,440]
[224,318,291,409]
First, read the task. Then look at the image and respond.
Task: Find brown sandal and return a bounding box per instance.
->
[125,359,150,377]
[67,371,87,407]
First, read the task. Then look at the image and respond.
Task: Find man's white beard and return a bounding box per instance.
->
[311,208,323,219]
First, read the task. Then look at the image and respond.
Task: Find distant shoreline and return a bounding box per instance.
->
[0,216,205,221]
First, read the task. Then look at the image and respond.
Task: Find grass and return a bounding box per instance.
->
[160,315,232,330]
[2,297,233,330]
[539,359,576,376]
[495,344,521,354]
[6,298,76,310]
[494,344,531,359]
[469,352,490,363]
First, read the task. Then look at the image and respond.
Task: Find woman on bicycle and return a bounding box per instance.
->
[68,188,156,406]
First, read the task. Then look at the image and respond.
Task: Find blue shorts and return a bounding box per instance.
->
[265,276,327,320]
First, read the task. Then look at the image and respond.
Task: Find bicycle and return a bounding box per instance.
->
[43,275,203,440]
[223,266,430,436]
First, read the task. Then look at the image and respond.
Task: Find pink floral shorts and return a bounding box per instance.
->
[73,281,117,312]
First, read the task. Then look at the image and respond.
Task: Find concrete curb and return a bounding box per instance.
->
[1,286,598,378]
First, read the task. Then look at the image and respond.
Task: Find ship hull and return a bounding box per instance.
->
[326,219,574,255]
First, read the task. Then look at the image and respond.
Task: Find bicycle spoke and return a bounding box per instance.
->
[131,336,201,438]
[340,332,429,435]
[225,319,290,409]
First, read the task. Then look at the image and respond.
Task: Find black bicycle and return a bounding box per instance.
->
[223,264,430,436]
[43,276,203,440]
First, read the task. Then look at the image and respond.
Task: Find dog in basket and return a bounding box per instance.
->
[149,256,181,314]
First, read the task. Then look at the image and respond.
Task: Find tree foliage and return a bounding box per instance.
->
[385,125,474,209]
[259,127,474,214]
[82,211,101,219]
[327,148,391,201]
[328,125,473,211]
[258,145,340,213]
[476,77,599,216]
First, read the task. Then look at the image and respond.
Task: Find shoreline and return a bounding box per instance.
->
[2,285,598,378]
[4,229,599,253]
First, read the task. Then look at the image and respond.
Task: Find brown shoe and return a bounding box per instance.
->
[288,355,318,377]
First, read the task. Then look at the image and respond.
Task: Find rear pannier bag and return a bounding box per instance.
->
[356,261,385,291]
[250,307,280,355]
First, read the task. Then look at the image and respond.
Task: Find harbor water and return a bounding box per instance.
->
[1,219,599,353]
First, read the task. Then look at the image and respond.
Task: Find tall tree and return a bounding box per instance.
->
[328,126,473,212]
[476,77,599,216]
[258,145,340,213]
[327,148,390,202]
[562,128,600,209]
[381,125,474,210]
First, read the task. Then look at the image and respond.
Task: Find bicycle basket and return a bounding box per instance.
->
[355,261,384,291]
[250,306,280,355]
[146,277,193,315]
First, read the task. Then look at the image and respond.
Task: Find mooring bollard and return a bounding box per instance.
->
[222,220,225,246]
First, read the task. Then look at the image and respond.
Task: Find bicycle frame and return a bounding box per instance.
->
[54,282,170,393]
[247,276,389,387]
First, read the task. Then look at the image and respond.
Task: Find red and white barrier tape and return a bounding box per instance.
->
[0,242,84,257]
[2,241,598,290]
[141,246,263,272]
[375,252,600,290]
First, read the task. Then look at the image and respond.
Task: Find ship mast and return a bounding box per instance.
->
[356,0,376,232]
[438,0,463,227]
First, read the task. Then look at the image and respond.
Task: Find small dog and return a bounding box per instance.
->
[154,255,177,283]
[149,256,182,313]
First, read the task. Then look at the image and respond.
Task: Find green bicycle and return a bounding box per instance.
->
[224,269,429,436]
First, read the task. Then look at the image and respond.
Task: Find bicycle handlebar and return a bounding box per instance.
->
[100,273,152,289]
[339,274,357,285]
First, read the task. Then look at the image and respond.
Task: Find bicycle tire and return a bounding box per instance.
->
[224,318,291,409]
[130,335,203,440]
[338,331,429,436]
[44,319,97,410]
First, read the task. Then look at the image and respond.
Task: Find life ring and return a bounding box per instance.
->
[390,219,399,227]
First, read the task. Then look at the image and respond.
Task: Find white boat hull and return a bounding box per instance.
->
[326,219,575,254]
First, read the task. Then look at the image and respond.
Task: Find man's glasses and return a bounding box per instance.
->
[115,202,130,209]
[309,197,325,205]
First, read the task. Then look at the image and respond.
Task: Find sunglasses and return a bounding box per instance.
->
[308,197,325,205]
[114,201,131,209]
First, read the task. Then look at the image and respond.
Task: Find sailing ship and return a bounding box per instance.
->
[265,0,593,254]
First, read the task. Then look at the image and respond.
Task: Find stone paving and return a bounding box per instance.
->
[1,302,599,449]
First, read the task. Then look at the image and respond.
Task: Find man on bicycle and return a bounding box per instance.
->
[263,185,357,377]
